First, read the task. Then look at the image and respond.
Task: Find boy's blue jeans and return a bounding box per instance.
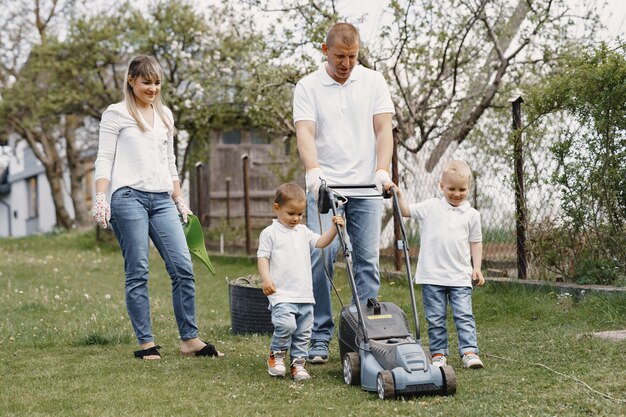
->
[269,302,314,360]
[306,192,382,343]
[110,187,198,344]
[421,284,479,357]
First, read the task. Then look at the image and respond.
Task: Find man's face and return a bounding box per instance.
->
[322,40,359,84]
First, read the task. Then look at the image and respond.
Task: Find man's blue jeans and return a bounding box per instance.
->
[306,191,382,342]
[270,302,314,360]
[421,284,479,357]
[110,187,198,344]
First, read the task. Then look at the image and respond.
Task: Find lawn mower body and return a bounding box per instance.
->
[319,183,456,399]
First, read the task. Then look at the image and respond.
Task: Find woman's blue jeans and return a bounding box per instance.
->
[421,284,479,357]
[110,187,198,344]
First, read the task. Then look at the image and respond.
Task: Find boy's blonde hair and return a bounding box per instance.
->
[274,183,306,205]
[441,160,472,184]
[124,55,176,134]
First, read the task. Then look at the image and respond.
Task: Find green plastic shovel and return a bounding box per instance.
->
[183,214,216,275]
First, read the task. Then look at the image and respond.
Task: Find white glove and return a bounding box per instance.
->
[93,192,110,229]
[374,169,392,194]
[174,196,193,224]
[305,167,324,199]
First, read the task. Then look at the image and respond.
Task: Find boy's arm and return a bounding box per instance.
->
[383,183,411,217]
[257,257,276,296]
[315,215,344,248]
[470,242,485,287]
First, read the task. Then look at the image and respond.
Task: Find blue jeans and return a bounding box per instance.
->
[110,187,198,344]
[421,284,479,357]
[270,302,314,360]
[306,191,382,342]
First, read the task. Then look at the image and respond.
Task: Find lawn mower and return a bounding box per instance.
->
[318,182,456,400]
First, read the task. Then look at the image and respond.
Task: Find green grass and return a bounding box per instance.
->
[1,230,625,416]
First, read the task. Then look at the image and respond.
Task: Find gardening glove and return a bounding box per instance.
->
[174,196,192,224]
[305,167,324,200]
[93,192,110,229]
[374,169,392,194]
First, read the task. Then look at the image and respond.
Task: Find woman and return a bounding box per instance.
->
[93,55,222,360]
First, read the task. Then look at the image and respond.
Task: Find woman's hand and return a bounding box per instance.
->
[93,192,111,229]
[174,196,193,223]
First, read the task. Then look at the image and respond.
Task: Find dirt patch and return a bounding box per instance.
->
[578,330,626,342]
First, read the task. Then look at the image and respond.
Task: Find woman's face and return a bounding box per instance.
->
[129,75,161,108]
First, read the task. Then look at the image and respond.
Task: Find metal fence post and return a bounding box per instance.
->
[242,154,252,255]
[512,96,527,280]
[225,176,231,227]
[195,162,204,226]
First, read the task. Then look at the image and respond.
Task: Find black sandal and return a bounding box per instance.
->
[134,345,162,359]
[182,341,222,357]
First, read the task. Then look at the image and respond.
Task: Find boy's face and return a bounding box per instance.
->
[273,199,306,229]
[439,173,470,207]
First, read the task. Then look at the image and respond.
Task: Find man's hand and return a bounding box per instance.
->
[375,169,392,194]
[93,192,111,229]
[174,196,193,224]
[305,167,324,199]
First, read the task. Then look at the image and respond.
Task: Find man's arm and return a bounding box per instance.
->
[295,120,319,171]
[373,113,394,172]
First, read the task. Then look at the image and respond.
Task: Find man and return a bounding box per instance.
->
[293,22,395,363]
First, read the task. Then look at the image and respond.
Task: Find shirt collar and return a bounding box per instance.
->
[439,196,471,212]
[272,219,294,233]
[318,63,361,86]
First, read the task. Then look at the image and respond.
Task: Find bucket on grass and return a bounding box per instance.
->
[228,275,274,335]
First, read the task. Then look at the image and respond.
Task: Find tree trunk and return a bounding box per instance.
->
[424,0,531,172]
[64,113,91,228]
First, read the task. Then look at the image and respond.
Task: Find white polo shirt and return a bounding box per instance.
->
[409,197,482,287]
[257,220,320,306]
[95,102,179,198]
[293,64,395,196]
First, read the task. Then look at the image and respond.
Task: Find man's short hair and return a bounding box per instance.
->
[325,22,360,47]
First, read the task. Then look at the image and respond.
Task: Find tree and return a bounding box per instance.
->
[524,43,626,284]
[245,0,602,175]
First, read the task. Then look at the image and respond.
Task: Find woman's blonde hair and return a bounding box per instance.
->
[124,55,176,134]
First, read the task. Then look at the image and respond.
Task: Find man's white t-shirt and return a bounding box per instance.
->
[293,64,395,196]
[409,197,482,287]
[257,220,320,306]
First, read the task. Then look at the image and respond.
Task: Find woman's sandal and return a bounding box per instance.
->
[181,341,224,358]
[134,345,162,360]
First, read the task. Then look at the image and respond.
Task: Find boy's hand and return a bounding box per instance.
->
[262,280,276,296]
[472,270,485,287]
[331,215,344,227]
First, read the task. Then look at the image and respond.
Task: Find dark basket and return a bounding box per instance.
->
[228,278,274,335]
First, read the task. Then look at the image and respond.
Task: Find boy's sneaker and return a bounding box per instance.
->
[462,353,484,369]
[307,340,329,364]
[267,351,286,377]
[290,358,311,381]
[431,354,448,367]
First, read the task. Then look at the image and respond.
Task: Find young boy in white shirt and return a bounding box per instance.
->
[387,160,485,369]
[257,183,344,380]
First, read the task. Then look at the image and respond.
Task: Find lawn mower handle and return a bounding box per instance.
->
[390,187,421,343]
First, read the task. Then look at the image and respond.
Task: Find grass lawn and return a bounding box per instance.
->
[1,230,625,417]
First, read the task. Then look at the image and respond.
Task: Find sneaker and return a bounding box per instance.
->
[431,354,448,367]
[462,353,484,369]
[308,340,329,364]
[267,351,286,377]
[290,358,311,381]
